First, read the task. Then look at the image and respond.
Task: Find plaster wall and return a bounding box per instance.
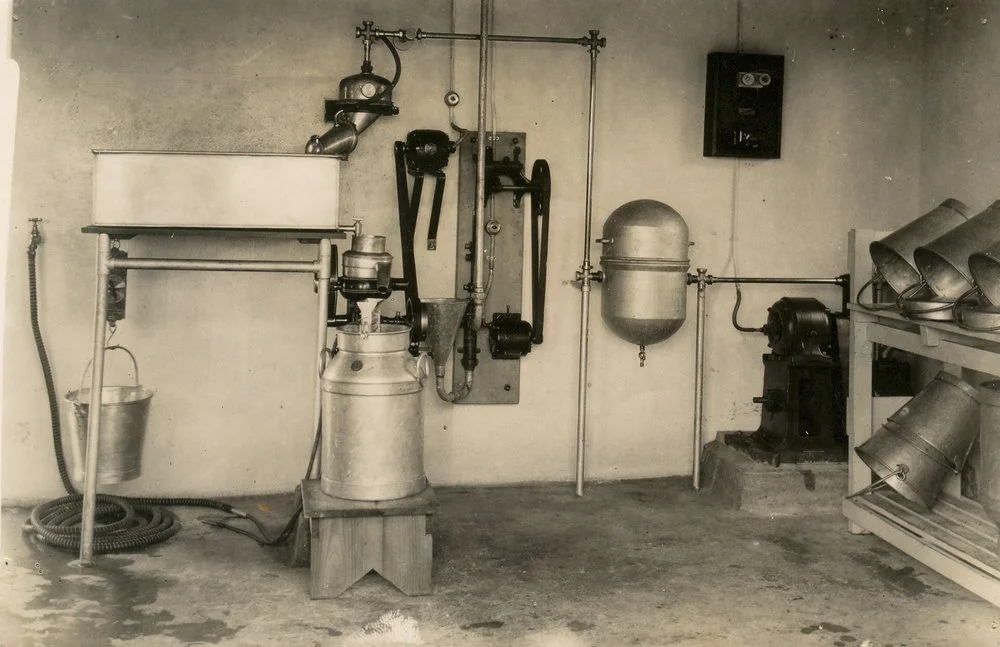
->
[919,1,1000,214]
[1,1,17,505]
[3,0,925,503]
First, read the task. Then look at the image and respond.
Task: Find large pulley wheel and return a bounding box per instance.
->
[530,159,551,218]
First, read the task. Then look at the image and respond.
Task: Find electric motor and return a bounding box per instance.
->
[763,297,833,356]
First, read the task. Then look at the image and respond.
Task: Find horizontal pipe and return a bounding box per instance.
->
[416,29,590,46]
[698,276,845,285]
[91,148,342,158]
[109,258,322,273]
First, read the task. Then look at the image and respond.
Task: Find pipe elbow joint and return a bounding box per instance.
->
[305,123,359,156]
[436,371,473,403]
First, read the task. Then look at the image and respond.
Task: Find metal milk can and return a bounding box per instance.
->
[320,323,427,501]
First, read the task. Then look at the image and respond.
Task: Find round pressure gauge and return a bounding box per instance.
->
[740,72,756,87]
[361,82,378,98]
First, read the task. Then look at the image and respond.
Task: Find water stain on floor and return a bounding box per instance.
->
[800,621,851,635]
[567,620,595,632]
[800,470,817,491]
[461,620,505,630]
[18,546,242,645]
[767,535,812,565]
[853,554,937,598]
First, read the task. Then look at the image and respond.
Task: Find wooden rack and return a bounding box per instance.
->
[846,230,1000,607]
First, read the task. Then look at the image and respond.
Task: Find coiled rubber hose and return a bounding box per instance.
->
[23,224,252,554]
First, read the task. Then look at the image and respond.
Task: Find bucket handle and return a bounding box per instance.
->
[846,464,908,500]
[77,344,140,394]
[855,273,895,311]
[895,279,928,309]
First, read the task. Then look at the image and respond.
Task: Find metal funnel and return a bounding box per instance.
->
[422,298,468,376]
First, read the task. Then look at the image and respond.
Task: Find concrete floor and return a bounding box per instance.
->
[2,478,999,647]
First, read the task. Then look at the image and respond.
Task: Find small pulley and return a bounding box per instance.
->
[484,146,551,211]
[404,129,453,176]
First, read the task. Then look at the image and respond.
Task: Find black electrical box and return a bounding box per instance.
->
[703,52,784,159]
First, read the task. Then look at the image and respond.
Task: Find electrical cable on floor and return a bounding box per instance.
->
[21,221,293,554]
[196,420,321,546]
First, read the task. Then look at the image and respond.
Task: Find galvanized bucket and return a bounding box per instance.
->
[64,345,153,485]
[968,240,1000,307]
[869,199,970,295]
[978,380,1000,532]
[914,200,1000,300]
[854,371,979,510]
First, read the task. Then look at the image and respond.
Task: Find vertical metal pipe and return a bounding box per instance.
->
[80,233,111,564]
[574,46,600,497]
[693,269,708,490]
[575,286,591,497]
[471,0,490,323]
[312,239,332,479]
[581,50,599,266]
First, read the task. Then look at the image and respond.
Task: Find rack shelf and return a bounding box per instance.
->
[846,229,1000,608]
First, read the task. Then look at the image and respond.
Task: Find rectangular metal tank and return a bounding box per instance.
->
[92,150,341,230]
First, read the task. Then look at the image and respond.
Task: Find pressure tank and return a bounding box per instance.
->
[320,323,426,501]
[599,199,690,346]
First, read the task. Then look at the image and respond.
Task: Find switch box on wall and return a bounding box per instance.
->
[703,52,784,159]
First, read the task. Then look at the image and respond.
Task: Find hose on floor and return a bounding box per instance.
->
[22,221,269,554]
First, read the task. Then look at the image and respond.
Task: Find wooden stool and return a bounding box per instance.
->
[300,479,435,598]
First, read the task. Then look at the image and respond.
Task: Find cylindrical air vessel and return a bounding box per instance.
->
[321,323,426,501]
[599,200,690,345]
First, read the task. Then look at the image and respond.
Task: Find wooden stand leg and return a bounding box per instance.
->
[302,481,435,599]
[311,517,383,598]
[381,515,433,596]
